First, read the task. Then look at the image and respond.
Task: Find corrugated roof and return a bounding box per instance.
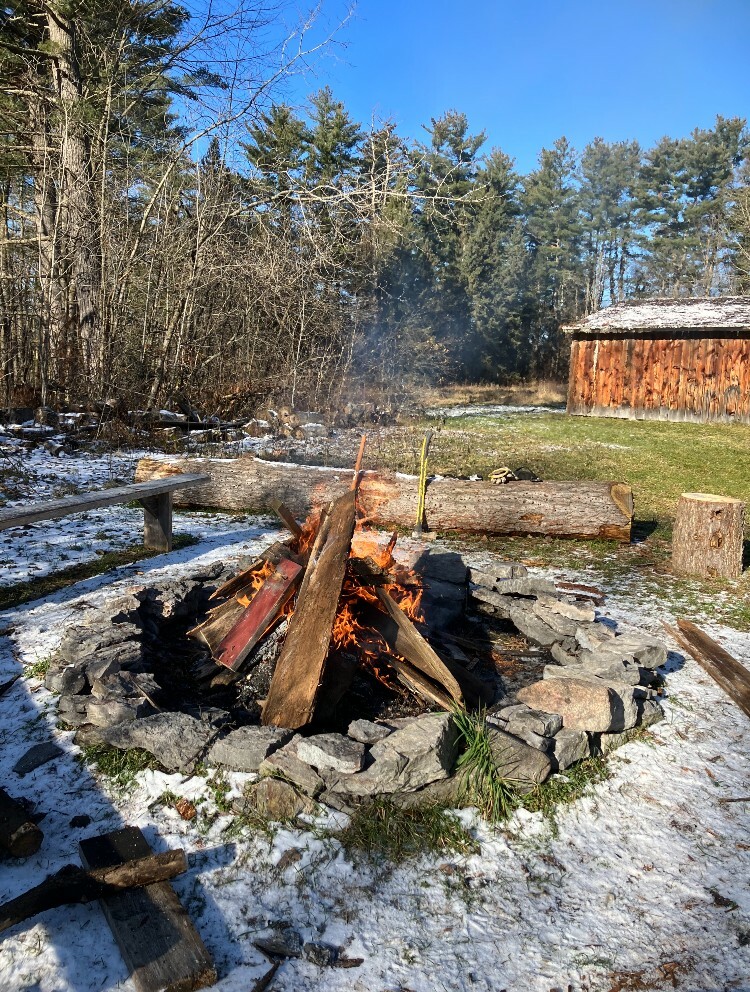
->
[564,296,750,333]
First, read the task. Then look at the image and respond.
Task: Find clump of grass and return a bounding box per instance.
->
[336,798,478,864]
[26,656,52,678]
[519,755,610,819]
[80,743,161,789]
[453,708,518,822]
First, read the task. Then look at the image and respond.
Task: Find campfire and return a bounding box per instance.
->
[187,452,473,730]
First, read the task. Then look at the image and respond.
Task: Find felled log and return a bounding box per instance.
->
[671,493,745,579]
[664,619,750,719]
[0,788,43,859]
[263,491,356,729]
[135,456,634,541]
[0,848,187,934]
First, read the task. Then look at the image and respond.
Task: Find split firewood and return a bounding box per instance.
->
[215,559,302,671]
[664,619,750,719]
[385,654,455,710]
[0,848,187,934]
[208,541,302,602]
[269,500,303,538]
[0,788,43,859]
[374,588,464,706]
[262,491,357,729]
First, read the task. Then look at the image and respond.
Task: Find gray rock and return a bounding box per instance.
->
[535,594,596,623]
[504,603,562,647]
[296,734,366,774]
[531,601,579,637]
[347,719,393,745]
[57,694,90,727]
[638,698,665,727]
[574,622,617,652]
[101,712,216,772]
[13,741,64,776]
[517,678,639,734]
[303,942,338,967]
[87,696,153,728]
[546,658,655,687]
[550,641,580,666]
[388,775,463,808]
[254,927,303,958]
[85,656,124,684]
[468,563,528,587]
[45,663,87,695]
[485,728,552,791]
[599,730,630,755]
[476,576,557,598]
[208,725,294,772]
[247,778,317,820]
[60,623,141,664]
[331,713,459,795]
[493,703,563,738]
[551,728,590,771]
[259,745,325,798]
[421,576,466,630]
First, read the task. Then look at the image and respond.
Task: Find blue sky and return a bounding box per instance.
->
[283,0,750,173]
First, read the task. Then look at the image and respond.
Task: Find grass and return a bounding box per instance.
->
[26,656,52,678]
[518,756,611,821]
[79,742,162,790]
[0,533,199,611]
[453,708,518,822]
[335,797,479,864]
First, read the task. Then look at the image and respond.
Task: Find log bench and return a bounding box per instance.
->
[0,474,209,553]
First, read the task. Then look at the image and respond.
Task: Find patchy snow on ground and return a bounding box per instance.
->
[426,403,566,419]
[0,447,749,992]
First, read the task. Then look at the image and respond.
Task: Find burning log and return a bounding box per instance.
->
[262,491,357,729]
[135,456,633,541]
[214,559,302,671]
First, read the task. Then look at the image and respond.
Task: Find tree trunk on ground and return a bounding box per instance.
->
[135,456,634,541]
[671,493,745,579]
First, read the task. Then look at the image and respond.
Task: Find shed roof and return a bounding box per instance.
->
[564,296,750,334]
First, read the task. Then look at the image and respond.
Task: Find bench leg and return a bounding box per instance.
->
[140,493,173,552]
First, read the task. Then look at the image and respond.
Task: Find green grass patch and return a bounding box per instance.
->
[0,533,199,612]
[80,742,162,789]
[519,755,611,820]
[453,708,518,822]
[26,656,52,678]
[336,797,478,864]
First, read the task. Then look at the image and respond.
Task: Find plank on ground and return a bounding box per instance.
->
[79,826,216,992]
[664,619,750,720]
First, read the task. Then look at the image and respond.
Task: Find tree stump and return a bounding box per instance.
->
[671,493,746,579]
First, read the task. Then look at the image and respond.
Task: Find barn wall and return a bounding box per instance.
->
[567,331,750,423]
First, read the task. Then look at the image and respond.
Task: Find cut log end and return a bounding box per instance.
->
[672,492,746,579]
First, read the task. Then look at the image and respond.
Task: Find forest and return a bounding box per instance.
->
[2,0,750,412]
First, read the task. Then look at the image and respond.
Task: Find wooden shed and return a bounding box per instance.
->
[564,296,750,423]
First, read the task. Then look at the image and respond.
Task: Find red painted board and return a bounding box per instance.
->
[215,558,302,671]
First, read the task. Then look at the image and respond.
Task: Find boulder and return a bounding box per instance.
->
[208,725,294,772]
[517,678,639,733]
[550,728,590,770]
[87,696,153,728]
[57,694,90,727]
[45,663,88,696]
[101,712,216,772]
[491,703,563,738]
[638,698,665,727]
[259,745,325,798]
[485,728,552,791]
[330,713,459,796]
[295,734,366,774]
[347,719,393,745]
[247,778,316,820]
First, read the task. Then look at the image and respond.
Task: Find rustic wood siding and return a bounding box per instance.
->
[567,331,750,423]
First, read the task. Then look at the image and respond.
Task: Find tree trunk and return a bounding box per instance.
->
[135,456,634,541]
[671,493,745,579]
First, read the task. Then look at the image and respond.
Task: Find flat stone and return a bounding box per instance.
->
[550,642,580,666]
[504,603,561,647]
[531,601,579,637]
[545,658,654,686]
[45,663,87,695]
[13,741,64,776]
[208,725,294,772]
[254,927,303,958]
[494,703,563,738]
[331,713,459,795]
[574,622,617,653]
[469,563,528,587]
[599,730,630,755]
[551,728,590,770]
[85,656,124,684]
[87,696,153,728]
[485,728,552,792]
[259,746,325,798]
[247,778,316,820]
[517,678,639,733]
[101,712,216,772]
[303,942,338,967]
[535,594,596,623]
[295,734,366,774]
[347,719,393,744]
[479,576,557,598]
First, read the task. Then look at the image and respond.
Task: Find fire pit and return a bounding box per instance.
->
[47,493,669,813]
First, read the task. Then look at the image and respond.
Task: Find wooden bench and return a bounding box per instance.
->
[0,473,209,553]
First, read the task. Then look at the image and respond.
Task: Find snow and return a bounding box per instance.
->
[0,447,749,992]
[426,403,566,419]
[566,295,750,333]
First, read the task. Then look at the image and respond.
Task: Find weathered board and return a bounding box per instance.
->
[79,827,216,992]
[567,331,750,423]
